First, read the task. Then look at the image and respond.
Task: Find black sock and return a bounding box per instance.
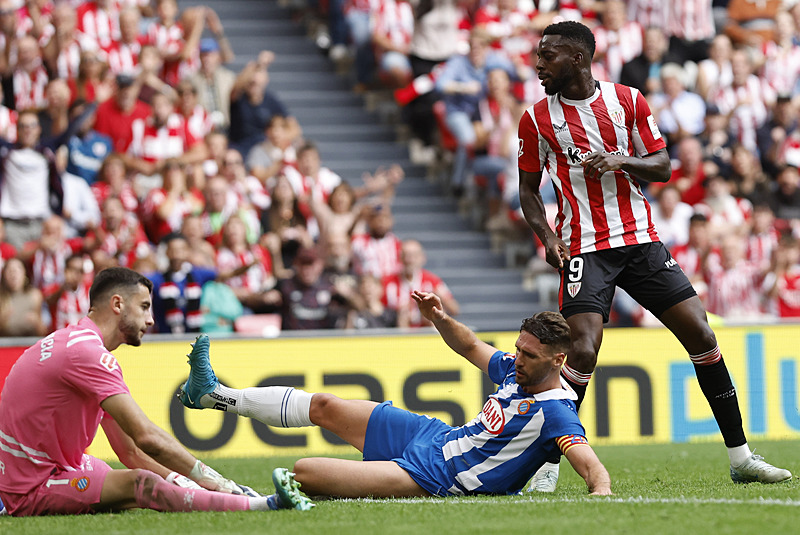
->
[693,359,746,447]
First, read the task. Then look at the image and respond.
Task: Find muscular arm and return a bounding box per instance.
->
[101,393,197,476]
[581,147,671,183]
[519,168,569,269]
[101,415,172,478]
[412,290,495,374]
[564,443,612,495]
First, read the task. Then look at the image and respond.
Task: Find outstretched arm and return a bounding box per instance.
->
[563,442,612,495]
[412,290,495,374]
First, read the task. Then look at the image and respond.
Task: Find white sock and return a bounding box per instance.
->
[728,443,752,466]
[200,383,243,410]
[249,497,271,511]
[202,385,313,427]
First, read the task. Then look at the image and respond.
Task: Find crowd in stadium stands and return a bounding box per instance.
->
[309,0,800,324]
[0,0,799,337]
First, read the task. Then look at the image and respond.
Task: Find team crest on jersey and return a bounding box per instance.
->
[480,398,505,435]
[70,477,90,492]
[518,400,534,414]
[518,138,524,158]
[609,107,625,127]
[567,282,581,298]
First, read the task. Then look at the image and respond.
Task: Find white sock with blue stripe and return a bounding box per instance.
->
[209,385,313,427]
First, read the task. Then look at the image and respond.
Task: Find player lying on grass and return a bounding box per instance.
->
[180,290,612,498]
[0,267,312,516]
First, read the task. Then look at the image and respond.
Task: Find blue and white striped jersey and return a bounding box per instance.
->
[441,350,585,495]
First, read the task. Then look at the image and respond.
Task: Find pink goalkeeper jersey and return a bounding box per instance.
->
[518,81,666,255]
[0,317,129,495]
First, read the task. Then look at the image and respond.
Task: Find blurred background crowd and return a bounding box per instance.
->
[0,0,797,338]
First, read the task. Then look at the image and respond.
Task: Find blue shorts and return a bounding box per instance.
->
[363,401,457,496]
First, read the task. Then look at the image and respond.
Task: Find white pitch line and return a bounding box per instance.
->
[348,496,800,507]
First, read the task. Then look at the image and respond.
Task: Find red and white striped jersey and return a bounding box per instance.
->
[127,113,198,163]
[351,232,403,278]
[774,267,800,318]
[746,228,780,271]
[383,269,453,327]
[760,40,800,97]
[705,260,764,319]
[373,0,414,54]
[77,1,121,50]
[91,180,139,214]
[713,76,773,152]
[666,0,715,42]
[593,22,643,83]
[474,3,535,61]
[215,246,273,293]
[626,0,668,30]
[182,104,214,142]
[518,81,666,255]
[31,239,84,295]
[671,243,704,280]
[146,21,199,86]
[16,2,55,43]
[0,105,17,142]
[52,37,91,80]
[103,37,144,75]
[13,64,49,111]
[54,281,91,330]
[283,165,342,204]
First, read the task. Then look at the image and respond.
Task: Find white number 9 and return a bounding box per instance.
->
[568,257,584,282]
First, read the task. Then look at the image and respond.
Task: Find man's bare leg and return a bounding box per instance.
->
[293,458,430,498]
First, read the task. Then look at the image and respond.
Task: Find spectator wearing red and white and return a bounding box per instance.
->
[671,213,716,299]
[84,195,149,268]
[246,114,302,185]
[0,97,17,142]
[350,203,402,279]
[215,214,277,312]
[94,73,151,152]
[474,0,536,65]
[16,0,55,44]
[695,33,734,101]
[0,0,17,67]
[746,203,780,272]
[103,7,146,76]
[220,148,271,218]
[146,0,204,87]
[705,233,769,320]
[713,48,774,154]
[199,129,227,179]
[90,153,139,214]
[764,234,800,318]
[67,50,113,105]
[382,239,459,328]
[43,2,100,81]
[665,0,716,64]
[760,10,800,98]
[648,63,706,147]
[592,0,643,83]
[11,34,49,110]
[175,79,213,142]
[371,0,414,89]
[21,215,84,299]
[625,0,668,31]
[122,90,206,189]
[200,175,260,247]
[76,0,121,50]
[746,203,781,270]
[140,159,204,243]
[134,44,178,106]
[660,137,707,206]
[650,185,694,249]
[49,253,91,331]
[283,142,342,212]
[695,174,752,241]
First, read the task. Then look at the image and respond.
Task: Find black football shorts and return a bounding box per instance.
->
[558,242,696,323]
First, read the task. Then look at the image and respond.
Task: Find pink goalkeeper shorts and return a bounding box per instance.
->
[0,454,113,516]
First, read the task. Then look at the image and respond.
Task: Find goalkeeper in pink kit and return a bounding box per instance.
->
[0,267,312,516]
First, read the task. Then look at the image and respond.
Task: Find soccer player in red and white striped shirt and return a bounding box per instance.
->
[518,20,790,488]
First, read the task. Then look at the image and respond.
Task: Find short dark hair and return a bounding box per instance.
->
[89,267,153,307]
[520,311,570,354]
[542,21,596,60]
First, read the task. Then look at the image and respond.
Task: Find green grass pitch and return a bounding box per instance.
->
[3,440,799,534]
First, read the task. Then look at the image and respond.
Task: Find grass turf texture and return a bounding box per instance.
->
[3,440,799,534]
